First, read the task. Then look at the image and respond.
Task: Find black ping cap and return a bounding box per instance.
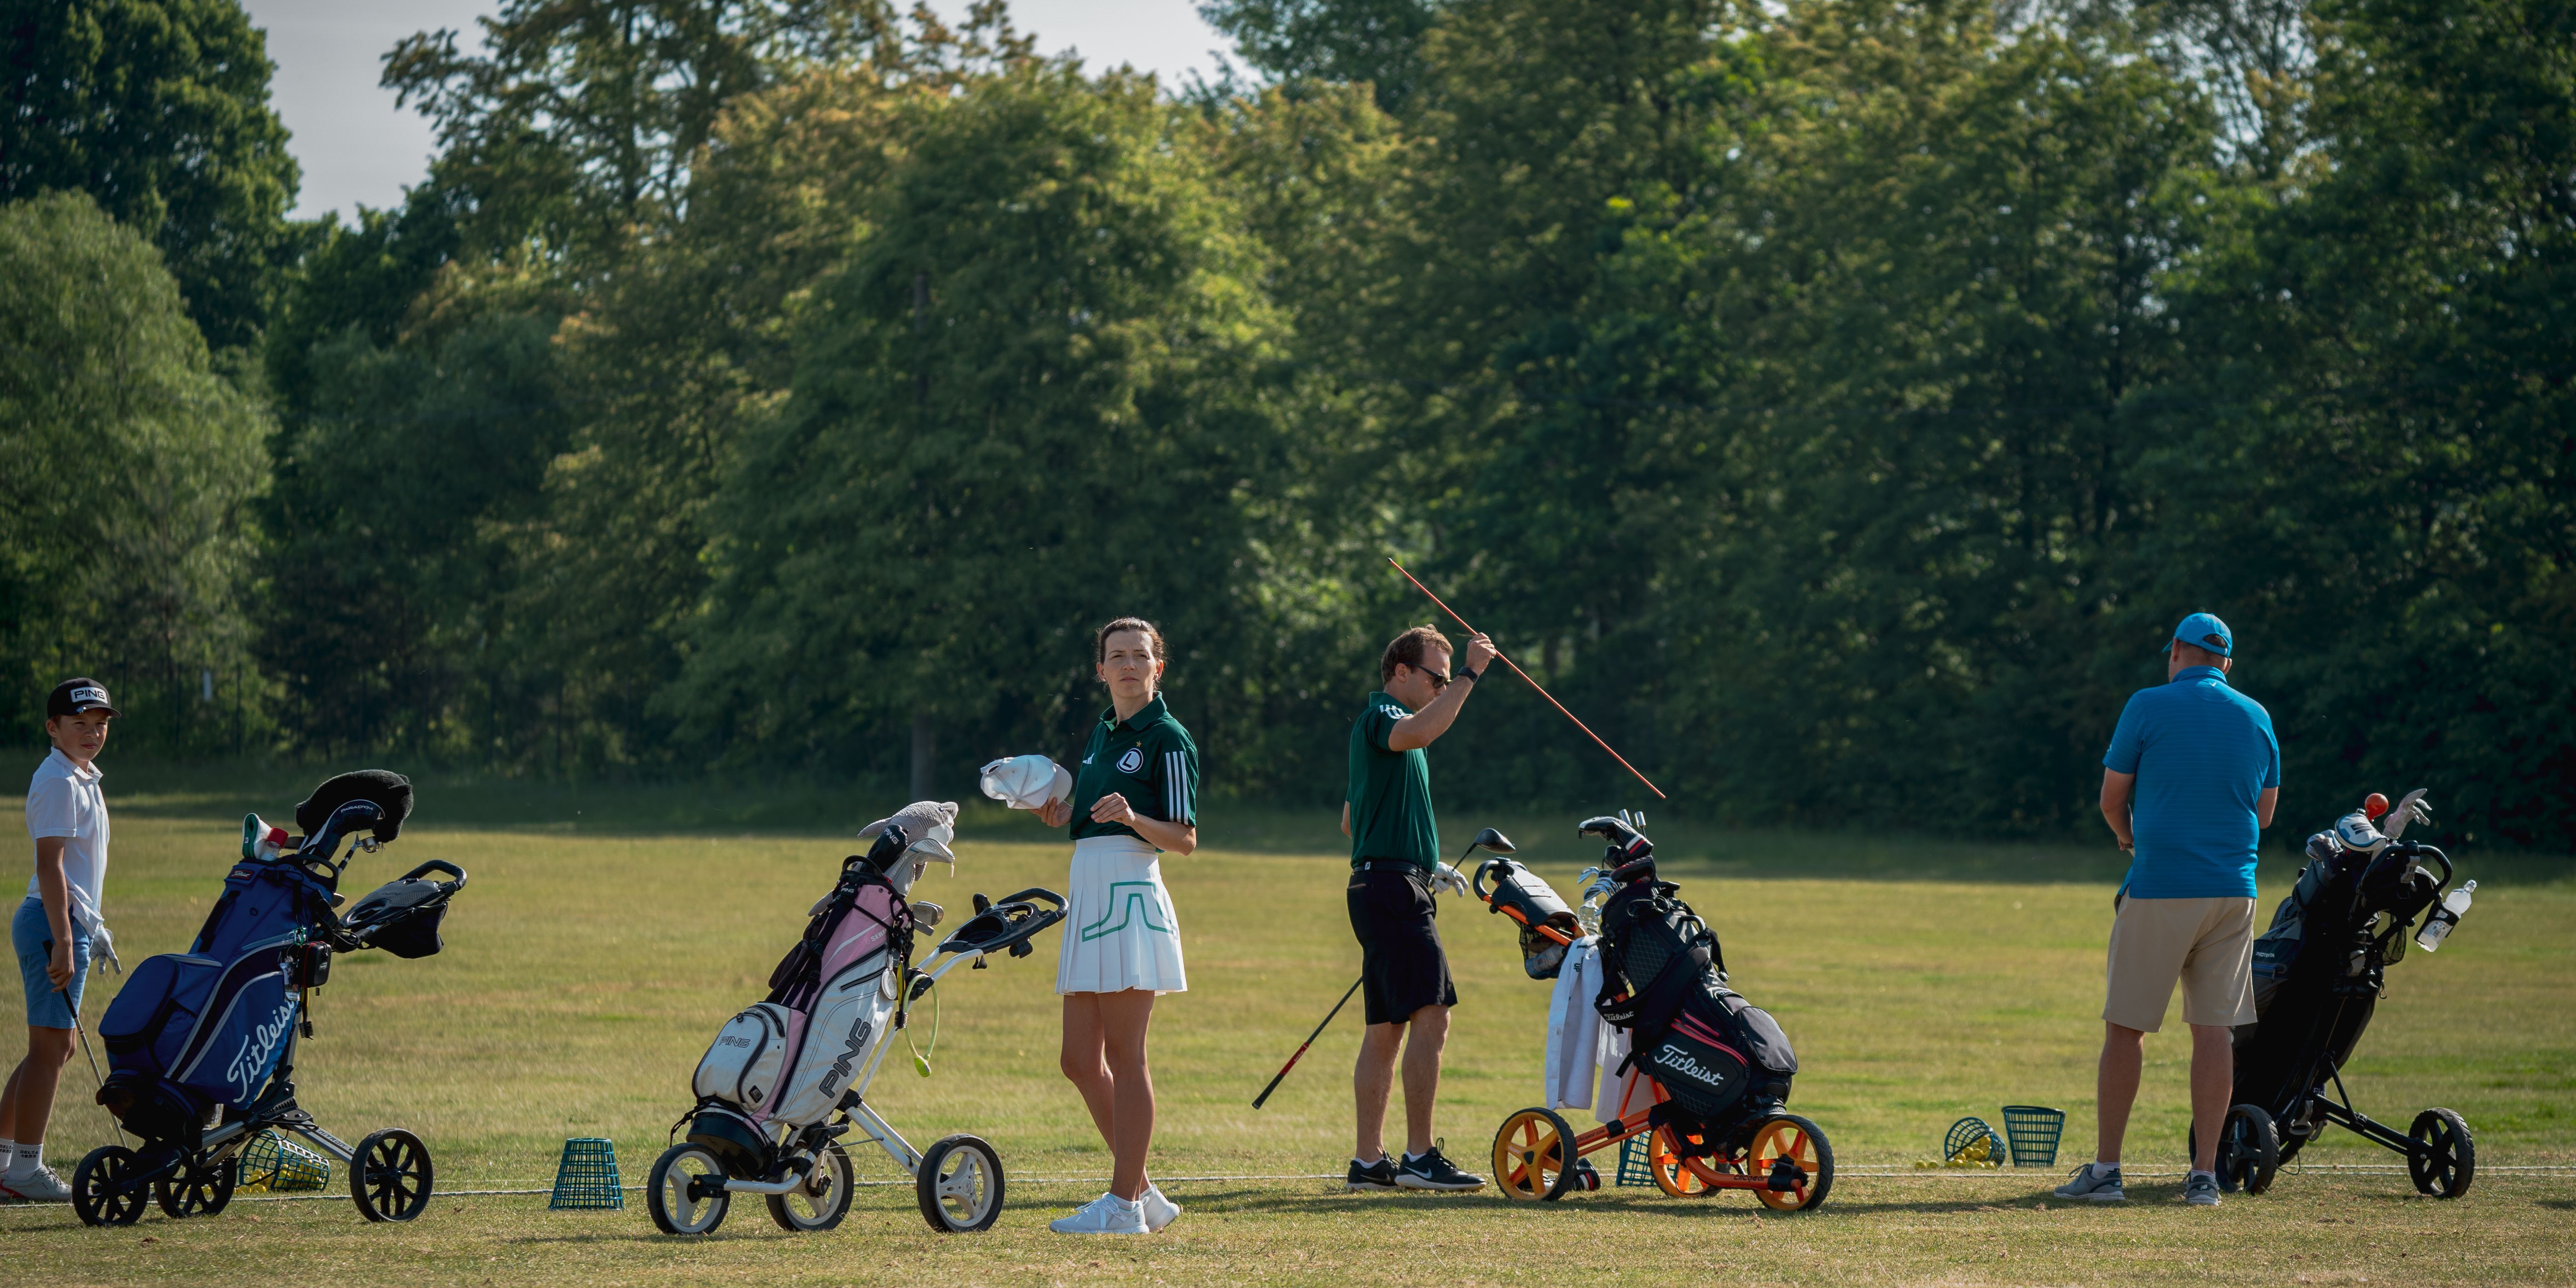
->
[47,678,119,719]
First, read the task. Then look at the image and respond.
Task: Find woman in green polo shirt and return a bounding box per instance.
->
[1034,616,1200,1235]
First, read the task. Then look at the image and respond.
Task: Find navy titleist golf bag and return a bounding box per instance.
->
[74,770,468,1227]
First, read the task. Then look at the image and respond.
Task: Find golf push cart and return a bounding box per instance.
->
[653,807,1067,1236]
[74,770,466,1226]
[2202,789,2480,1199]
[1469,814,1834,1211]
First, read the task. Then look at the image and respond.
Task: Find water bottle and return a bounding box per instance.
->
[2415,880,2474,951]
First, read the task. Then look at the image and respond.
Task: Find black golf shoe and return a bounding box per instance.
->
[1346,1155,1398,1191]
[1395,1141,1486,1192]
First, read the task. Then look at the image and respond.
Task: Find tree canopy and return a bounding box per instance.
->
[7,0,2570,848]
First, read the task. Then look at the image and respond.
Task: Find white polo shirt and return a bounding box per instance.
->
[25,747,109,912]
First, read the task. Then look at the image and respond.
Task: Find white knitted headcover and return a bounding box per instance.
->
[857,800,959,896]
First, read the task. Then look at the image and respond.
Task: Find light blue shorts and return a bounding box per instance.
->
[13,897,90,1029]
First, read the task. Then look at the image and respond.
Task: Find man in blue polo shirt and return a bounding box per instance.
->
[2058,613,2278,1208]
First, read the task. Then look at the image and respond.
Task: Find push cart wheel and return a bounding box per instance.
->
[2407,1109,2474,1199]
[72,1145,151,1227]
[155,1155,238,1219]
[1749,1115,1833,1211]
[647,1143,730,1236]
[915,1133,1005,1233]
[1490,1108,1577,1202]
[2202,1104,2281,1196]
[768,1141,854,1232]
[1649,1126,1713,1197]
[350,1128,434,1222]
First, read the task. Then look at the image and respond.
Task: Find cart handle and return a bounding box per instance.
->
[2406,843,2453,889]
[1472,874,1576,946]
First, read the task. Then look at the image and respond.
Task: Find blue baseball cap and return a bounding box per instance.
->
[2172,612,2233,657]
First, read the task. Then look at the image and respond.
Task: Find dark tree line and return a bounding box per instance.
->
[3,0,2569,845]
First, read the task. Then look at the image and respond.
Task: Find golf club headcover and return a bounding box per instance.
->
[860,801,960,887]
[2380,788,2432,840]
[295,770,414,842]
[1581,815,1655,869]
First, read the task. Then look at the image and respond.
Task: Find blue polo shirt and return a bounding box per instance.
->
[2103,665,2280,898]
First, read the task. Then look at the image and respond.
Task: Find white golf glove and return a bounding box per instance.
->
[978,755,1072,811]
[68,887,119,977]
[1431,864,1471,898]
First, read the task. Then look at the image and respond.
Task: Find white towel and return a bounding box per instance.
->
[1594,1031,1644,1126]
[1543,937,1606,1111]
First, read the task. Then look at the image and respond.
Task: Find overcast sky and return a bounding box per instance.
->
[240,0,1235,223]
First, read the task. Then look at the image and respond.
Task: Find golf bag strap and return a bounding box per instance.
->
[765,865,911,1006]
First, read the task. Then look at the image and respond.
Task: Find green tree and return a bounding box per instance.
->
[259,306,569,759]
[510,11,1038,770]
[2136,0,2576,841]
[380,0,1010,262]
[671,64,1296,782]
[1197,0,1447,110]
[0,190,269,743]
[0,0,299,350]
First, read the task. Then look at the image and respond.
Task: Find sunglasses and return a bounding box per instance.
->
[1414,665,1454,690]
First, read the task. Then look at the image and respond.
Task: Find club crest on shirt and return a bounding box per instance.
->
[1117,748,1144,775]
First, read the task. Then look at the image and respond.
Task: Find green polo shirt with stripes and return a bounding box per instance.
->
[1347,690,1439,871]
[1069,693,1200,846]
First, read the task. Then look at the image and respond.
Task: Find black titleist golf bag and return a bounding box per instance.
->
[1585,817,1799,1150]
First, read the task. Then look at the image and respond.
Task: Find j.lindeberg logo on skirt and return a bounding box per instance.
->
[1056,834,1187,996]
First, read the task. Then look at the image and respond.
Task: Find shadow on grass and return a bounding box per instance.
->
[1170,1186,2104,1218]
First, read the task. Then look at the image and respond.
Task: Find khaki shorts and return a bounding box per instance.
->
[2104,895,2257,1032]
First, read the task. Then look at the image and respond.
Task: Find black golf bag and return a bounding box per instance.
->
[2218,814,2470,1194]
[1587,822,1798,1147]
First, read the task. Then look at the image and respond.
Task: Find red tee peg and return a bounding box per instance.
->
[2363,792,2391,821]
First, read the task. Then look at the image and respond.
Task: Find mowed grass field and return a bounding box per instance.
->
[3,772,2571,1285]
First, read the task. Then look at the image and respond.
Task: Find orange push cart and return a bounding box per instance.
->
[1490,1089,1833,1209]
[1467,816,1834,1211]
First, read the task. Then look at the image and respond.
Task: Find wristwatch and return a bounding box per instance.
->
[1455,665,1480,684]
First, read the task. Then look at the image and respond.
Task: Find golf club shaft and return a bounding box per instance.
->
[1387,557,1668,799]
[1251,976,1364,1109]
[63,987,127,1146]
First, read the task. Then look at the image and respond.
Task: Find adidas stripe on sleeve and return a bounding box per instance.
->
[1163,749,1192,824]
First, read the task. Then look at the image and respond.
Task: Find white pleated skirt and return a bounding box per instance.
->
[1054,834,1188,995]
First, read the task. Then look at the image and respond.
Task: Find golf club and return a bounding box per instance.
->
[1438,826,1514,888]
[1253,830,1523,1109]
[1386,557,1668,799]
[1251,977,1361,1110]
[63,987,126,1146]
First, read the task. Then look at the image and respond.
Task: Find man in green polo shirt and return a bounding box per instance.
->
[1339,623,1495,1192]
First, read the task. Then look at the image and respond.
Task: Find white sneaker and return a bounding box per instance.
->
[5,1167,72,1202]
[1139,1183,1180,1232]
[1049,1191,1148,1235]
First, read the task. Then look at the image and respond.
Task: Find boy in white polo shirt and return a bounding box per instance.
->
[1,678,119,1202]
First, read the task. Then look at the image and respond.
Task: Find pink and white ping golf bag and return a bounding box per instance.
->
[652,800,1065,1235]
